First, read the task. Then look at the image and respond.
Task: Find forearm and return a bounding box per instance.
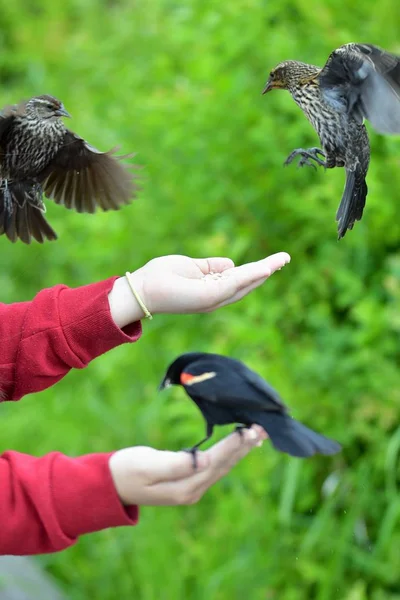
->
[0,277,141,401]
[0,450,138,555]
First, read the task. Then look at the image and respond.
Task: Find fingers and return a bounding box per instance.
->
[198,425,268,485]
[206,252,290,310]
[228,252,291,291]
[110,426,267,506]
[205,425,268,465]
[215,278,273,309]
[166,425,268,502]
[193,253,290,280]
[139,424,268,489]
[142,425,267,505]
[192,257,235,275]
[109,446,211,506]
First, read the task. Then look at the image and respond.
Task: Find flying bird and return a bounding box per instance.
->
[159,352,341,465]
[0,95,140,243]
[263,43,400,238]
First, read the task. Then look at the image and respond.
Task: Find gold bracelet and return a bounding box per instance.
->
[125,272,153,320]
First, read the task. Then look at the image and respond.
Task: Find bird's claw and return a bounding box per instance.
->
[297,156,317,170]
[1,180,13,230]
[29,183,46,212]
[183,447,199,470]
[234,425,251,438]
[284,147,326,169]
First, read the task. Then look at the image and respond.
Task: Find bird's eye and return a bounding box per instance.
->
[46,104,54,110]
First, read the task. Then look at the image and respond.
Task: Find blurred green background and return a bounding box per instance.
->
[1,0,400,598]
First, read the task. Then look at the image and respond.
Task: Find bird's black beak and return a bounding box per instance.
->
[158,378,171,392]
[55,105,71,118]
[262,80,273,94]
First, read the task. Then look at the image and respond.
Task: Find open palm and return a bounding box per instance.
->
[136,252,290,315]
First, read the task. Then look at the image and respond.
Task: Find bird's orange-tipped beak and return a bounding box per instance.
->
[262,79,274,94]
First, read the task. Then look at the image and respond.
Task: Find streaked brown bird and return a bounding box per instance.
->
[0,95,140,243]
[263,43,400,238]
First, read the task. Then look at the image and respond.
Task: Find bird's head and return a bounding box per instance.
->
[262,60,316,93]
[158,352,217,391]
[262,61,301,93]
[25,95,71,121]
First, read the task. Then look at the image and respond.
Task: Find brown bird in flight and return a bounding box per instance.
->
[0,95,140,243]
[263,43,400,238]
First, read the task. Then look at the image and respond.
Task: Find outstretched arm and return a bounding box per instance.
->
[1,252,289,401]
[1,425,267,555]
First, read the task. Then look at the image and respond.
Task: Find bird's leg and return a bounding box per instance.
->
[1,179,14,231]
[284,147,326,170]
[183,423,214,469]
[27,183,46,212]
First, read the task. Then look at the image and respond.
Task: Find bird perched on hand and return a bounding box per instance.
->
[159,352,341,465]
[263,43,400,238]
[0,94,140,243]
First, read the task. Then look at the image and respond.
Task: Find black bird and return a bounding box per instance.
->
[263,43,400,238]
[0,95,140,243]
[159,352,341,463]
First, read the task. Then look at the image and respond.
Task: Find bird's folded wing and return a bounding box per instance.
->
[38,131,141,213]
[241,368,287,410]
[187,360,287,412]
[319,43,400,134]
[196,383,281,412]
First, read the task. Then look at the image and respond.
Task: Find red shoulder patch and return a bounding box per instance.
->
[180,372,194,385]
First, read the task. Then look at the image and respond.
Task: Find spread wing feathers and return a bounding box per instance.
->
[185,357,287,413]
[319,43,400,134]
[38,131,141,213]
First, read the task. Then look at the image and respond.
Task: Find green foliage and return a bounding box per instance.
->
[0,0,400,598]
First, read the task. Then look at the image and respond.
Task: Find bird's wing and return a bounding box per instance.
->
[240,366,287,410]
[37,131,141,213]
[0,103,21,146]
[184,358,286,413]
[319,43,400,134]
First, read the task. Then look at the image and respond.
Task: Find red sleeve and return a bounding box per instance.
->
[0,276,142,400]
[0,277,143,554]
[0,450,139,555]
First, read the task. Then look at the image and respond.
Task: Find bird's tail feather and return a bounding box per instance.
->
[256,412,341,457]
[0,183,57,244]
[336,169,367,239]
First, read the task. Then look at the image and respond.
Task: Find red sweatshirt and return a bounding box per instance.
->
[0,277,142,555]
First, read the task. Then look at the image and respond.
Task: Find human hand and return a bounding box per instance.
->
[109,425,267,506]
[108,252,290,327]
